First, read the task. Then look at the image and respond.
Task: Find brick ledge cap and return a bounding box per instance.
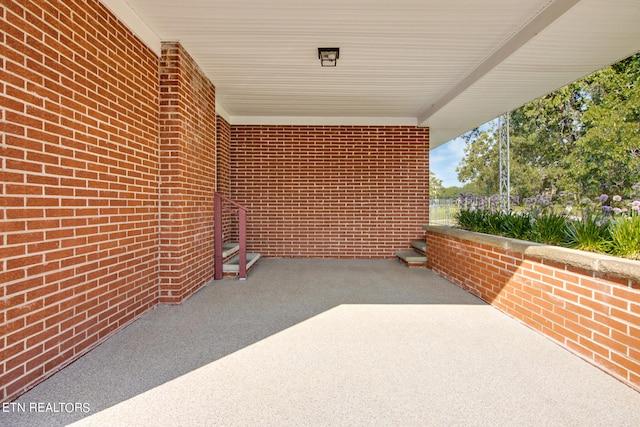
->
[423,225,640,282]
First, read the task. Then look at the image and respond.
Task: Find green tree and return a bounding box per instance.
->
[508,82,585,193]
[566,55,640,195]
[457,52,640,199]
[456,127,499,195]
[456,124,545,200]
[440,183,481,199]
[429,170,444,198]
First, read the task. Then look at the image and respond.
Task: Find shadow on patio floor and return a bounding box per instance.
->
[3,259,640,426]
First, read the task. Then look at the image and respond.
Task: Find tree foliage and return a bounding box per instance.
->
[456,52,640,199]
[439,183,480,199]
[429,170,444,198]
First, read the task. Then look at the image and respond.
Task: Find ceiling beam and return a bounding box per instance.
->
[417,0,581,127]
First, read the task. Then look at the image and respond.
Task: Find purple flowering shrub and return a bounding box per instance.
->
[455,183,640,259]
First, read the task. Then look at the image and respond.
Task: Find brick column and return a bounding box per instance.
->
[216,116,234,240]
[158,42,216,303]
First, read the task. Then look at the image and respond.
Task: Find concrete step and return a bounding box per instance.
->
[222,242,240,258]
[223,252,261,277]
[395,249,427,267]
[411,240,426,255]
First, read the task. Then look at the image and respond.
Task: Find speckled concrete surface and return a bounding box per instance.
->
[3,259,640,427]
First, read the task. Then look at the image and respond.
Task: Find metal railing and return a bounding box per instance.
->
[429,198,459,226]
[214,192,247,280]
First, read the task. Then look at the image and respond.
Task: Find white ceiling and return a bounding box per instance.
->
[103,0,640,148]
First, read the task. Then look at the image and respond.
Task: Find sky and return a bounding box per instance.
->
[430,136,467,188]
[430,120,496,188]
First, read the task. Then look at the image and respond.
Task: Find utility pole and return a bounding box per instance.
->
[498,113,511,213]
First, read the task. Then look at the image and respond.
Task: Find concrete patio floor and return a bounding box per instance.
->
[3,259,640,427]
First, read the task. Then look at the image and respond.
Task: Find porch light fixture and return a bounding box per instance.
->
[318,47,339,67]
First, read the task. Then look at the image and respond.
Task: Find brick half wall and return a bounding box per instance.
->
[426,227,640,391]
[230,126,429,258]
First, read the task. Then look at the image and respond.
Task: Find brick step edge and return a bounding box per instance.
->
[223,253,261,275]
[411,240,426,255]
[395,250,427,267]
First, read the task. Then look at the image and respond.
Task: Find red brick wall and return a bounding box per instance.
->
[158,42,216,304]
[1,0,160,402]
[216,116,233,240]
[426,230,640,390]
[1,0,428,404]
[230,126,430,257]
[216,116,231,196]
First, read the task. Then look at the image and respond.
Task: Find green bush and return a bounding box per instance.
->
[454,187,640,260]
[502,213,533,240]
[566,214,612,253]
[610,215,640,260]
[530,212,569,246]
[484,211,508,235]
[456,209,481,232]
